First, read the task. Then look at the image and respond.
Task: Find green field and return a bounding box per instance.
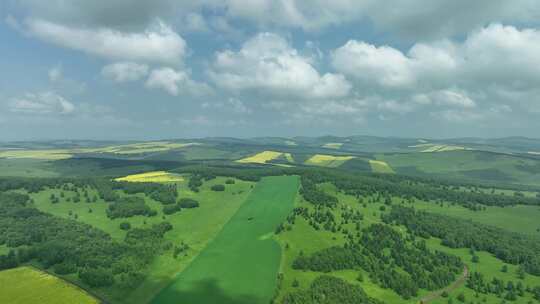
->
[181,146,238,160]
[368,159,395,173]
[29,176,255,303]
[0,244,10,255]
[377,150,540,186]
[275,185,413,303]
[275,183,540,303]
[0,267,99,304]
[0,158,59,177]
[151,175,299,304]
[414,200,540,236]
[426,238,540,304]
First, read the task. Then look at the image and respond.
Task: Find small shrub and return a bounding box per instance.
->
[120,222,131,230]
[211,184,225,191]
[178,198,199,208]
[163,204,181,215]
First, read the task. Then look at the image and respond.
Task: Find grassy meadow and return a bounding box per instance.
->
[426,238,540,304]
[275,184,412,303]
[0,149,73,160]
[377,150,540,186]
[414,200,540,236]
[368,159,395,173]
[29,175,255,303]
[151,175,299,304]
[275,182,540,303]
[3,138,540,304]
[0,158,60,178]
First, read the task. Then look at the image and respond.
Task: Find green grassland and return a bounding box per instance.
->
[0,267,99,304]
[276,182,540,303]
[28,176,255,303]
[414,200,540,236]
[180,146,240,160]
[6,139,540,187]
[0,244,9,255]
[0,157,169,178]
[0,158,60,178]
[454,186,539,198]
[377,150,540,186]
[151,175,299,304]
[2,172,540,304]
[368,159,395,173]
[426,238,540,304]
[275,185,410,304]
[3,139,540,304]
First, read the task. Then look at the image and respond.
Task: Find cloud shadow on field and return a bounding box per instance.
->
[151,278,263,304]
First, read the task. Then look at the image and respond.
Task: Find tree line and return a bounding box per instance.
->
[0,177,178,205]
[282,275,383,304]
[383,206,540,276]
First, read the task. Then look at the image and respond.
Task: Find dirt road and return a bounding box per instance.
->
[418,266,469,304]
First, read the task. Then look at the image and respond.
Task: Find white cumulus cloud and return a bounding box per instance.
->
[331,23,540,118]
[332,41,415,88]
[209,32,351,99]
[26,19,186,65]
[9,92,75,115]
[145,67,212,96]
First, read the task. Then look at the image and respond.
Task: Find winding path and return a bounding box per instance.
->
[418,266,469,304]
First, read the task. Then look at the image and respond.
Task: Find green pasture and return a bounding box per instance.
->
[0,158,59,178]
[29,176,255,303]
[425,238,540,304]
[151,175,299,304]
[414,201,540,236]
[377,150,540,186]
[276,184,418,303]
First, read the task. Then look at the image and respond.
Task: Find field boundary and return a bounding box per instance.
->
[29,265,110,304]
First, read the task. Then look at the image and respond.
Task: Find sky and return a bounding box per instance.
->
[1,1,540,141]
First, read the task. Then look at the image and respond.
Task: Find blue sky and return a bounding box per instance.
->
[2,0,540,140]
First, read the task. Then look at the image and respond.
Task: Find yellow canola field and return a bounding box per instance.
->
[0,149,72,160]
[0,267,99,304]
[304,154,354,167]
[81,141,199,155]
[0,142,200,160]
[237,151,285,164]
[115,171,185,183]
